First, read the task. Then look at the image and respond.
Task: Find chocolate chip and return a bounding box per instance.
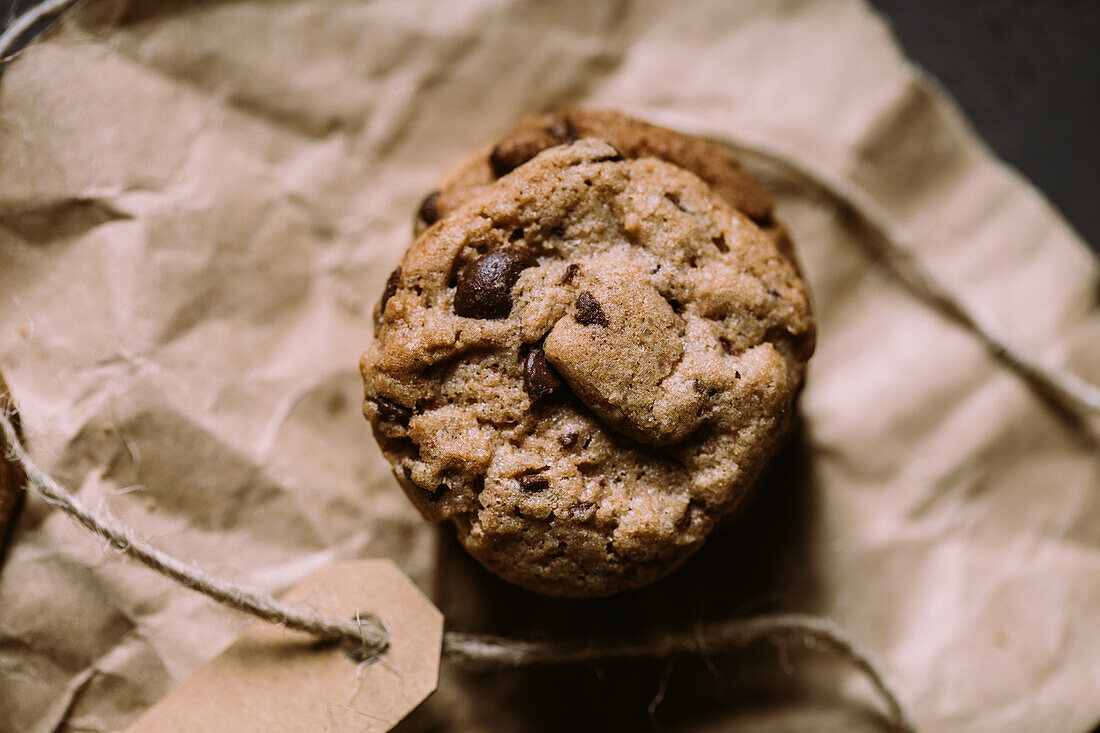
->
[523,346,562,400]
[380,266,401,313]
[488,145,512,177]
[712,234,729,253]
[488,141,539,177]
[374,397,412,426]
[518,474,549,493]
[425,484,448,501]
[453,248,537,319]
[574,291,608,326]
[567,501,595,520]
[560,263,580,284]
[417,190,441,226]
[559,432,579,448]
[664,191,687,212]
[546,118,578,144]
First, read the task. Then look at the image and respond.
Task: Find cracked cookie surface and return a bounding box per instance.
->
[362,139,814,596]
[414,107,800,269]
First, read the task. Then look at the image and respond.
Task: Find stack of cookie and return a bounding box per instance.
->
[361,109,814,597]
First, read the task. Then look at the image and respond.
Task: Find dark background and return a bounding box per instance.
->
[2,0,1097,252]
[868,0,1098,251]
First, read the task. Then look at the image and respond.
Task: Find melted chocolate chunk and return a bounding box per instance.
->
[380,266,401,313]
[546,118,578,144]
[560,263,580,284]
[488,145,511,177]
[374,397,412,426]
[489,142,535,177]
[453,248,537,319]
[523,346,562,400]
[574,291,609,326]
[417,190,441,226]
[518,474,549,493]
[558,432,579,448]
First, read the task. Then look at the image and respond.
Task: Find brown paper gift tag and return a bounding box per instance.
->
[125,559,442,733]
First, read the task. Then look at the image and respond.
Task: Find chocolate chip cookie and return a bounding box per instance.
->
[363,139,814,597]
[413,107,799,267]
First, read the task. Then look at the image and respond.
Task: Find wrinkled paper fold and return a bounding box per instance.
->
[0,1,1097,731]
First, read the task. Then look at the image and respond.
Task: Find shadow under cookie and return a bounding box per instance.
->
[398,419,894,732]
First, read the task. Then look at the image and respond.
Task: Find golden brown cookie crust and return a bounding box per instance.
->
[364,140,814,596]
[414,107,798,266]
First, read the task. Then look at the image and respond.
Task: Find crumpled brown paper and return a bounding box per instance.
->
[0,371,24,561]
[1,1,1098,731]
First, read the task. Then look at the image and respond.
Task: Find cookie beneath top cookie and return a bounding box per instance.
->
[362,137,814,597]
[413,107,798,267]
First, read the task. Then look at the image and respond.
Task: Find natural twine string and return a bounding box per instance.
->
[634,108,1100,418]
[3,5,1093,421]
[2,410,913,731]
[0,0,81,62]
[443,616,910,725]
[0,410,391,658]
[8,9,1097,733]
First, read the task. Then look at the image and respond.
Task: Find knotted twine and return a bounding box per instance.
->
[4,4,1100,733]
[2,407,913,730]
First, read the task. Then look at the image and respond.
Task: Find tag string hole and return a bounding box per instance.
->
[340,615,391,665]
